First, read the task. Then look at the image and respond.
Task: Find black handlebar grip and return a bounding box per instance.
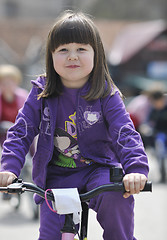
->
[142,181,152,192]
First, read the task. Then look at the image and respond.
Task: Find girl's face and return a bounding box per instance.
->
[52,43,94,88]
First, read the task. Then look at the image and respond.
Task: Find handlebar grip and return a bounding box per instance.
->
[123,181,152,193]
[142,181,152,192]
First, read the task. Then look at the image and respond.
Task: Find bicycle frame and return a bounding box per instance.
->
[0,179,152,240]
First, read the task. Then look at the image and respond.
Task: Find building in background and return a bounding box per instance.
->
[108,20,167,96]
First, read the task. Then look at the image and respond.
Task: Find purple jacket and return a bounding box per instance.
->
[0,76,149,189]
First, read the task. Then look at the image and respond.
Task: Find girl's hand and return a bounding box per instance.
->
[123,173,147,198]
[0,171,17,187]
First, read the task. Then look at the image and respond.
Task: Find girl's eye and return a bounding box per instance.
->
[59,48,68,52]
[78,48,86,51]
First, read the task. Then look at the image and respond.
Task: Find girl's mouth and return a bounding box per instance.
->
[66,65,80,69]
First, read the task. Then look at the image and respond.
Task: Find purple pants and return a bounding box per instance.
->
[38,164,137,240]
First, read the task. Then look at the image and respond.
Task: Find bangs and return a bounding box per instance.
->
[49,16,95,51]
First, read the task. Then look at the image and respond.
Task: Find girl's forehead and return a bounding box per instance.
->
[58,42,89,46]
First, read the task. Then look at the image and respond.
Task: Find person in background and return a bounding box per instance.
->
[126,91,151,131]
[0,64,28,123]
[0,63,35,157]
[0,64,29,201]
[0,64,29,144]
[146,90,167,182]
[126,85,165,148]
[0,64,35,176]
[126,91,155,148]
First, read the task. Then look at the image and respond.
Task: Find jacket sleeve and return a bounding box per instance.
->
[102,90,149,177]
[0,85,41,177]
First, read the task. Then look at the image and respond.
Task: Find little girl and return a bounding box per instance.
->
[0,11,149,240]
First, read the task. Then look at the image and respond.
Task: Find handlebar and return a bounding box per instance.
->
[0,179,152,202]
[80,181,152,202]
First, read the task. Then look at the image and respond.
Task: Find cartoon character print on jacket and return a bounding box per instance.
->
[53,128,80,168]
[53,109,96,168]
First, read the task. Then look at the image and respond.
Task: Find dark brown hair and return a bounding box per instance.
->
[39,10,117,100]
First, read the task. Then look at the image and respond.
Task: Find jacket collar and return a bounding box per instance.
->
[31,76,46,90]
[31,76,91,94]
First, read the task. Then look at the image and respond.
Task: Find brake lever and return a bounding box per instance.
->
[7,179,24,193]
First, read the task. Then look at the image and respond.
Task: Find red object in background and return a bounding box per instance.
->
[1,96,18,123]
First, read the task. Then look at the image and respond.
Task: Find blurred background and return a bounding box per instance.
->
[0,0,167,93]
[0,1,167,240]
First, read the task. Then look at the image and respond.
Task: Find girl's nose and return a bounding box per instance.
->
[68,51,78,60]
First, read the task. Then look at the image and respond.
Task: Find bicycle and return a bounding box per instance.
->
[0,169,152,240]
